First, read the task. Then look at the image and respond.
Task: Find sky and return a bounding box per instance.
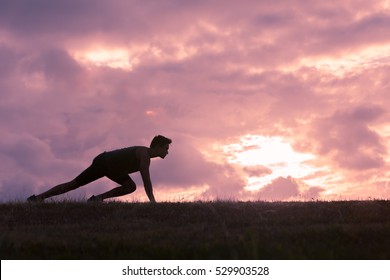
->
[1,0,390,202]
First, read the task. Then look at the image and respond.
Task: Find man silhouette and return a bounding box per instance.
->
[27,135,172,203]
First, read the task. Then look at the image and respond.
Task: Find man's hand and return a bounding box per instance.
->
[137,147,156,203]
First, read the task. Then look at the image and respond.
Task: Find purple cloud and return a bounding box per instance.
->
[1,0,390,201]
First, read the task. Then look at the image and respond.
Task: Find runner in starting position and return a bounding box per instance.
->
[27,135,172,203]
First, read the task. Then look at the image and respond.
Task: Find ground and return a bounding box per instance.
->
[1,200,389,259]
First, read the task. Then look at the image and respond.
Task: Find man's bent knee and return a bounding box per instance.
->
[123,181,136,193]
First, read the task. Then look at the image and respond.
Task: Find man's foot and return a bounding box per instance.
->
[87,195,103,202]
[27,195,44,202]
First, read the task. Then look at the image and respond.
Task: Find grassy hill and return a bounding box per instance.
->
[1,200,389,259]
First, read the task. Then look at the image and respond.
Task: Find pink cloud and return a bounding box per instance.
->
[1,0,390,201]
[256,176,324,201]
[243,166,273,177]
[258,176,300,200]
[310,105,387,170]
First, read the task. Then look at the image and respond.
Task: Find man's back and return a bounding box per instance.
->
[104,146,143,175]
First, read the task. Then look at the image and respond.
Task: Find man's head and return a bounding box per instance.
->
[150,135,172,158]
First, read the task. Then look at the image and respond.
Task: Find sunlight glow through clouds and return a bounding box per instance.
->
[72,43,201,70]
[70,20,230,71]
[382,0,390,9]
[73,47,137,70]
[293,44,390,76]
[220,135,321,192]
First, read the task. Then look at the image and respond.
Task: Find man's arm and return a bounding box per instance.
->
[137,148,156,203]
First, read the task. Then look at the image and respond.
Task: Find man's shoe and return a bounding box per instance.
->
[27,195,44,202]
[87,195,103,202]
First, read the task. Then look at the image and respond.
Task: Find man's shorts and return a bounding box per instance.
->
[74,152,131,186]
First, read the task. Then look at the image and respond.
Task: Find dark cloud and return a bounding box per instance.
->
[0,44,18,78]
[0,0,108,37]
[22,48,84,83]
[257,176,300,201]
[310,105,387,170]
[256,176,324,201]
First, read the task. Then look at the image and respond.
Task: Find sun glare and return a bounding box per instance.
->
[221,135,322,191]
[73,47,138,70]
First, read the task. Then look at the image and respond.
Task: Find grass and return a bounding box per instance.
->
[1,200,389,259]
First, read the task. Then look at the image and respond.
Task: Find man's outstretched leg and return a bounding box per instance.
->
[27,180,80,202]
[88,179,136,202]
[28,153,107,202]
